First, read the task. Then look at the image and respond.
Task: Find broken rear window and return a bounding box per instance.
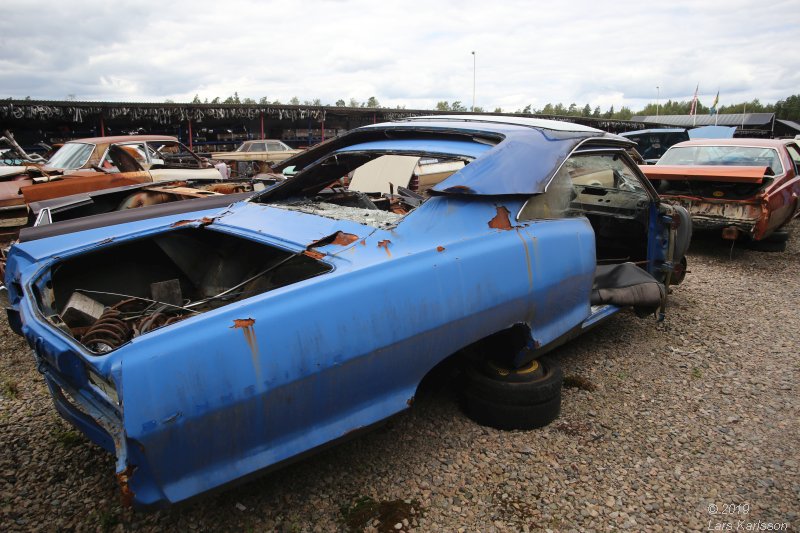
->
[259,138,490,227]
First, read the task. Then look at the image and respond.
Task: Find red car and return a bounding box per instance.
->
[639,138,800,250]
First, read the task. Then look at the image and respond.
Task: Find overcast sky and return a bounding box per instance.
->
[2,0,799,112]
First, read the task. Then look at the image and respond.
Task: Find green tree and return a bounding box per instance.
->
[494,107,503,113]
[473,106,484,113]
[541,103,555,114]
[210,97,220,104]
[349,97,360,107]
[335,99,346,107]
[192,94,202,104]
[242,97,256,104]
[365,96,380,108]
[567,103,578,115]
[435,101,451,111]
[592,106,601,117]
[581,104,592,117]
[289,96,300,105]
[451,101,467,111]
[259,96,269,104]
[223,92,241,104]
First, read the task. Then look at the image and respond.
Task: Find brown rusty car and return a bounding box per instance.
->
[0,135,225,242]
[639,138,800,250]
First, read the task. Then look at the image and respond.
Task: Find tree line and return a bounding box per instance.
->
[176,93,800,121]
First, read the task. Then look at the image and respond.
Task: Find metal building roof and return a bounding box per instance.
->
[631,113,775,127]
[776,119,800,133]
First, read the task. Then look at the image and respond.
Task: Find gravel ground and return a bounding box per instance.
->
[1,222,798,532]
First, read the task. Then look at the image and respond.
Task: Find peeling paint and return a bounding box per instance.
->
[303,250,325,260]
[488,206,513,230]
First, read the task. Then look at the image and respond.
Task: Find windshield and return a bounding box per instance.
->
[47,142,95,170]
[659,146,784,175]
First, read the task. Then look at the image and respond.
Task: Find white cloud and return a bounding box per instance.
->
[1,0,798,111]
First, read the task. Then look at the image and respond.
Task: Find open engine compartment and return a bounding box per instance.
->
[35,228,332,354]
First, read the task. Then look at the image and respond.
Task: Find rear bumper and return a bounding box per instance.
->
[661,196,765,237]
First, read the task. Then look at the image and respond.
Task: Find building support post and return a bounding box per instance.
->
[188,118,193,150]
[260,112,265,139]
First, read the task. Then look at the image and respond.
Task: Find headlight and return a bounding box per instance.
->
[86,367,119,405]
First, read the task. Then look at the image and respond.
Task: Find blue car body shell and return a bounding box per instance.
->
[3,117,670,506]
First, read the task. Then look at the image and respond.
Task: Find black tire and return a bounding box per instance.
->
[764,230,790,243]
[459,357,563,430]
[460,388,561,430]
[747,239,787,252]
[461,357,562,405]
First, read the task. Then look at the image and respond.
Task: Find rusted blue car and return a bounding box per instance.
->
[2,116,689,507]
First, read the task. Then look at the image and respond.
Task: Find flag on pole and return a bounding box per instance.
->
[709,91,720,115]
[689,83,699,116]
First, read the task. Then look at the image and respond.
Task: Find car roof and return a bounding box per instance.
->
[267,117,631,197]
[400,114,603,133]
[242,139,286,143]
[619,128,686,136]
[670,138,788,148]
[66,135,178,144]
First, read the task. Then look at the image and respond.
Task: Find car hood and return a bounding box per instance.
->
[7,199,375,272]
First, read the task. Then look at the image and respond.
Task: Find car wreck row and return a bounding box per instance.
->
[4,116,693,507]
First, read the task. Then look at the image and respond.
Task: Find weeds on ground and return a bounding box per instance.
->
[340,495,422,532]
[1,378,19,399]
[563,375,597,392]
[51,426,84,448]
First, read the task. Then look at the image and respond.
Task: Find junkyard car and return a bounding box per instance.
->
[639,138,800,250]
[212,139,301,177]
[0,135,225,242]
[2,116,690,507]
[619,128,689,164]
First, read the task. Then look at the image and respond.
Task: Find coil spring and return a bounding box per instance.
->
[82,309,131,351]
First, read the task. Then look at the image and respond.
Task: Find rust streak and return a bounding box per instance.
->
[488,206,513,230]
[171,219,193,227]
[377,239,392,257]
[117,466,136,507]
[231,318,260,379]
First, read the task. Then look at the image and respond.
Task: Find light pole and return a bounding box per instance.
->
[471,51,476,112]
[656,85,660,117]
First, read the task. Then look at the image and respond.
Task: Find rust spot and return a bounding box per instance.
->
[331,232,359,246]
[171,216,214,228]
[377,239,392,257]
[407,396,415,406]
[360,240,366,246]
[231,318,255,329]
[310,231,359,248]
[444,185,476,194]
[117,466,136,507]
[303,249,325,260]
[436,246,445,252]
[488,206,513,230]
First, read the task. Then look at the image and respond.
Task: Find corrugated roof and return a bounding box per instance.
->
[631,113,774,127]
[776,119,800,132]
